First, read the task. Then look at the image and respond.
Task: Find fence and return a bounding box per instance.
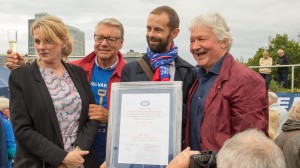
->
[249,64,300,92]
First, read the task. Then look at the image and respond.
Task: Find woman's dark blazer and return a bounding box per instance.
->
[9,61,99,168]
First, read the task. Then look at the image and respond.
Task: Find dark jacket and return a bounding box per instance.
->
[277,54,289,74]
[9,61,99,168]
[185,53,269,151]
[275,119,300,168]
[121,54,197,146]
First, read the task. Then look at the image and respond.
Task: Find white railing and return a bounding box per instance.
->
[249,64,300,92]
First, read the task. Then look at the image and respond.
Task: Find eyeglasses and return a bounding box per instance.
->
[94,35,120,44]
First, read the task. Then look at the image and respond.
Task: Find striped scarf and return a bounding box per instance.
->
[147,42,178,81]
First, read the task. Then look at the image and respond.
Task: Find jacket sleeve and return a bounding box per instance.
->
[3,120,16,158]
[120,63,131,82]
[9,70,67,166]
[73,66,99,151]
[229,71,269,136]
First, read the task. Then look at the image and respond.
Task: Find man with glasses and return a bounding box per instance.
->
[71,18,126,167]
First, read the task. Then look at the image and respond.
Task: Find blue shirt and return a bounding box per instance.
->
[189,56,225,150]
[90,62,115,163]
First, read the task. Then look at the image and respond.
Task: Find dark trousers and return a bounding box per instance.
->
[259,73,270,89]
[277,73,288,88]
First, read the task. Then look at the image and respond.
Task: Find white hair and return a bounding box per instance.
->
[189,12,233,50]
[0,97,9,110]
[217,129,286,168]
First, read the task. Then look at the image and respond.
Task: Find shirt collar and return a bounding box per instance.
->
[197,54,226,78]
[95,56,118,70]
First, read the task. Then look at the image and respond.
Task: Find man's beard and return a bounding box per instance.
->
[147,34,171,53]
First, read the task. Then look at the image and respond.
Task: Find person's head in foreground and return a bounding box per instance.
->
[217,129,286,168]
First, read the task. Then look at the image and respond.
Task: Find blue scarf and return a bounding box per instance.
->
[147,42,178,81]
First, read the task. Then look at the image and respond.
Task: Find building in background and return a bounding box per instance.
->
[122,49,143,63]
[28,13,85,56]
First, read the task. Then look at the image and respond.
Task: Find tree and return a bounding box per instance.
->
[246,34,300,89]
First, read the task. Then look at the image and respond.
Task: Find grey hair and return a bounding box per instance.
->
[289,101,300,121]
[217,129,286,168]
[277,49,284,55]
[94,18,124,39]
[189,12,233,50]
[0,97,9,110]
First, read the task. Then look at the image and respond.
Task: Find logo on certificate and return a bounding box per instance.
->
[140,100,150,107]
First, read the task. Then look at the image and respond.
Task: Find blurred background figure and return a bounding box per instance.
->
[0,97,16,168]
[269,109,280,140]
[275,101,300,168]
[268,92,289,134]
[259,50,272,89]
[276,49,289,88]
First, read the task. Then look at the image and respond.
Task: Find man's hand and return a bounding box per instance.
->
[88,104,109,123]
[6,49,25,70]
[167,147,200,168]
[62,148,89,168]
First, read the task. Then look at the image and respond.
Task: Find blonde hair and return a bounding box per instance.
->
[268,110,279,140]
[263,51,269,55]
[289,101,300,121]
[0,97,9,110]
[31,15,73,61]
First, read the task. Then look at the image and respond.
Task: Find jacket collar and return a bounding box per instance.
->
[31,60,72,148]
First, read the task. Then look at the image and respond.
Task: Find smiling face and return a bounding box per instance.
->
[190,25,228,72]
[146,13,178,53]
[33,27,64,65]
[94,24,123,67]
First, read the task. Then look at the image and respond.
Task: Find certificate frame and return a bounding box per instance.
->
[106,81,182,168]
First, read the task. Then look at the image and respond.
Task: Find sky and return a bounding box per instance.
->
[0,0,299,65]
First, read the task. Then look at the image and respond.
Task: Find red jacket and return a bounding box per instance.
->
[185,53,269,152]
[71,51,126,108]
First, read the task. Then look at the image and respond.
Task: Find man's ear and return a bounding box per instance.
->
[221,38,229,49]
[171,28,180,39]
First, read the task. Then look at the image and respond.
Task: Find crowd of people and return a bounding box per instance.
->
[2,5,298,168]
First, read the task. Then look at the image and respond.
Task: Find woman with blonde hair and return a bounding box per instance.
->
[268,109,279,140]
[8,16,99,167]
[275,101,300,168]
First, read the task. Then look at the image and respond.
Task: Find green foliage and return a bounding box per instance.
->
[268,80,289,92]
[246,34,300,88]
[268,80,300,93]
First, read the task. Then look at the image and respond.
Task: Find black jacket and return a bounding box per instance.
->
[121,54,197,146]
[277,54,289,74]
[9,61,99,168]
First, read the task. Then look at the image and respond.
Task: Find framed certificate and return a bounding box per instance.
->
[106,81,183,168]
